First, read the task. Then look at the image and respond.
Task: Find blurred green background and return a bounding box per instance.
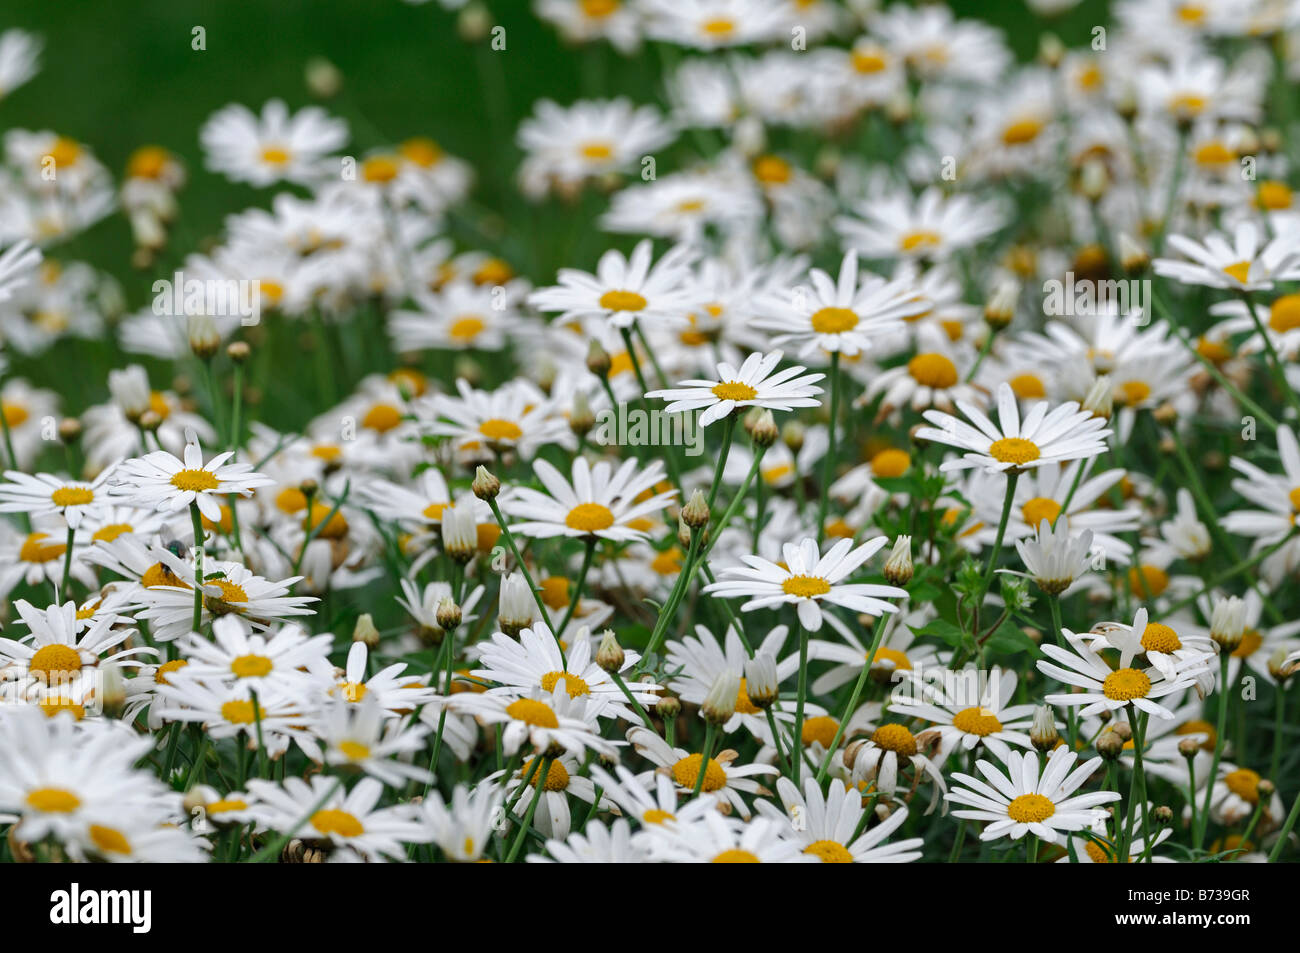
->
[4,0,1108,300]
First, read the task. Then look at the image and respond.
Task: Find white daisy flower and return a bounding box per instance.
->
[528,238,696,331]
[245,776,429,862]
[426,377,573,460]
[112,436,274,523]
[506,455,677,543]
[529,817,651,863]
[309,695,433,787]
[945,747,1120,844]
[449,683,617,760]
[647,350,823,426]
[643,811,809,863]
[915,381,1112,475]
[891,666,1037,768]
[199,99,348,187]
[1037,614,1211,720]
[0,463,119,529]
[420,781,503,862]
[1154,221,1300,292]
[757,777,924,863]
[472,622,659,721]
[1004,517,1096,595]
[835,186,1006,262]
[175,615,330,694]
[499,753,611,840]
[640,0,789,50]
[625,725,777,818]
[0,29,42,102]
[588,763,716,830]
[0,598,153,680]
[702,536,907,632]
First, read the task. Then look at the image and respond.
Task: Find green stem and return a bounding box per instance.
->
[1197,653,1232,849]
[815,613,887,784]
[557,537,597,636]
[59,524,75,601]
[190,502,205,633]
[692,723,718,798]
[791,621,809,785]
[506,757,549,863]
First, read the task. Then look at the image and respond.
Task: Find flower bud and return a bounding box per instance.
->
[882,535,913,587]
[442,497,478,563]
[1119,233,1149,275]
[1082,375,1113,421]
[1178,736,1201,759]
[751,409,778,448]
[1096,729,1125,761]
[595,630,625,673]
[1080,157,1109,201]
[498,572,536,637]
[681,489,710,529]
[1153,805,1173,825]
[700,670,739,725]
[188,313,221,360]
[1269,648,1295,683]
[1109,721,1132,742]
[227,341,251,364]
[677,514,693,550]
[744,653,779,710]
[435,597,462,632]
[99,664,128,719]
[569,391,595,438]
[109,365,151,421]
[352,613,380,648]
[305,56,342,99]
[781,420,804,452]
[472,465,500,502]
[1030,705,1059,752]
[58,417,82,445]
[1210,595,1246,651]
[984,279,1019,330]
[586,339,611,378]
[657,694,681,720]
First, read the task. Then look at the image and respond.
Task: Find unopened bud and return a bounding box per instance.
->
[1038,32,1065,68]
[435,597,462,632]
[744,654,779,709]
[882,535,913,587]
[99,664,127,718]
[570,391,595,437]
[657,694,681,720]
[305,56,342,99]
[1082,375,1113,420]
[1096,729,1125,761]
[595,630,625,673]
[1258,779,1275,798]
[472,465,500,502]
[781,420,805,452]
[1153,805,1173,825]
[586,339,611,378]
[457,3,492,43]
[700,670,739,725]
[1178,736,1201,759]
[751,409,778,448]
[57,417,82,444]
[681,489,710,529]
[1030,705,1059,752]
[138,409,163,433]
[1109,721,1132,742]
[188,313,221,360]
[1269,648,1295,682]
[1210,595,1246,651]
[442,497,478,563]
[984,279,1019,330]
[352,613,380,648]
[677,514,693,549]
[498,572,536,637]
[1119,233,1149,275]
[1080,157,1109,200]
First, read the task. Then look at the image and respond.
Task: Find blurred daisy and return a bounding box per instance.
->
[529,238,696,330]
[1154,221,1300,292]
[0,30,42,102]
[507,455,676,543]
[0,463,119,529]
[420,782,503,862]
[200,99,348,187]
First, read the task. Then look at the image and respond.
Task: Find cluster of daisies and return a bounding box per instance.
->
[2,0,1300,864]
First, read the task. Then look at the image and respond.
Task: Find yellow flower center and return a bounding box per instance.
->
[28,644,83,676]
[1102,667,1152,701]
[127,145,170,179]
[1008,373,1046,399]
[1257,181,1293,211]
[26,787,81,813]
[205,579,250,610]
[598,289,647,312]
[988,438,1041,466]
[565,502,615,533]
[363,403,404,433]
[1175,719,1217,751]
[580,0,620,18]
[1169,93,1207,117]
[579,140,614,160]
[91,522,133,543]
[3,401,29,427]
[802,715,839,748]
[851,50,888,73]
[782,574,831,598]
[1002,118,1044,146]
[870,723,918,756]
[449,316,486,341]
[506,698,559,728]
[1232,629,1263,659]
[1222,260,1252,284]
[311,809,365,838]
[1223,768,1260,804]
[1085,838,1128,863]
[810,307,859,335]
[712,849,759,862]
[1194,141,1235,166]
[19,532,65,563]
[651,547,682,576]
[155,659,189,685]
[701,17,735,36]
[339,681,367,702]
[752,155,792,185]
[303,502,348,539]
[260,146,292,165]
[361,155,400,183]
[642,808,674,824]
[952,707,1003,737]
[41,699,85,720]
[479,418,523,441]
[671,754,726,792]
[220,699,263,724]
[1007,793,1056,823]
[207,798,248,815]
[400,137,444,167]
[540,671,591,698]
[711,381,759,402]
[1128,565,1169,598]
[231,654,274,678]
[1022,497,1062,528]
[900,230,942,253]
[1116,380,1152,406]
[1269,294,1300,333]
[520,758,570,791]
[51,486,94,507]
[338,740,371,761]
[141,562,188,589]
[871,448,911,478]
[805,840,853,863]
[869,646,911,671]
[907,352,958,389]
[171,469,219,492]
[733,678,761,715]
[89,825,132,855]
[1141,623,1182,654]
